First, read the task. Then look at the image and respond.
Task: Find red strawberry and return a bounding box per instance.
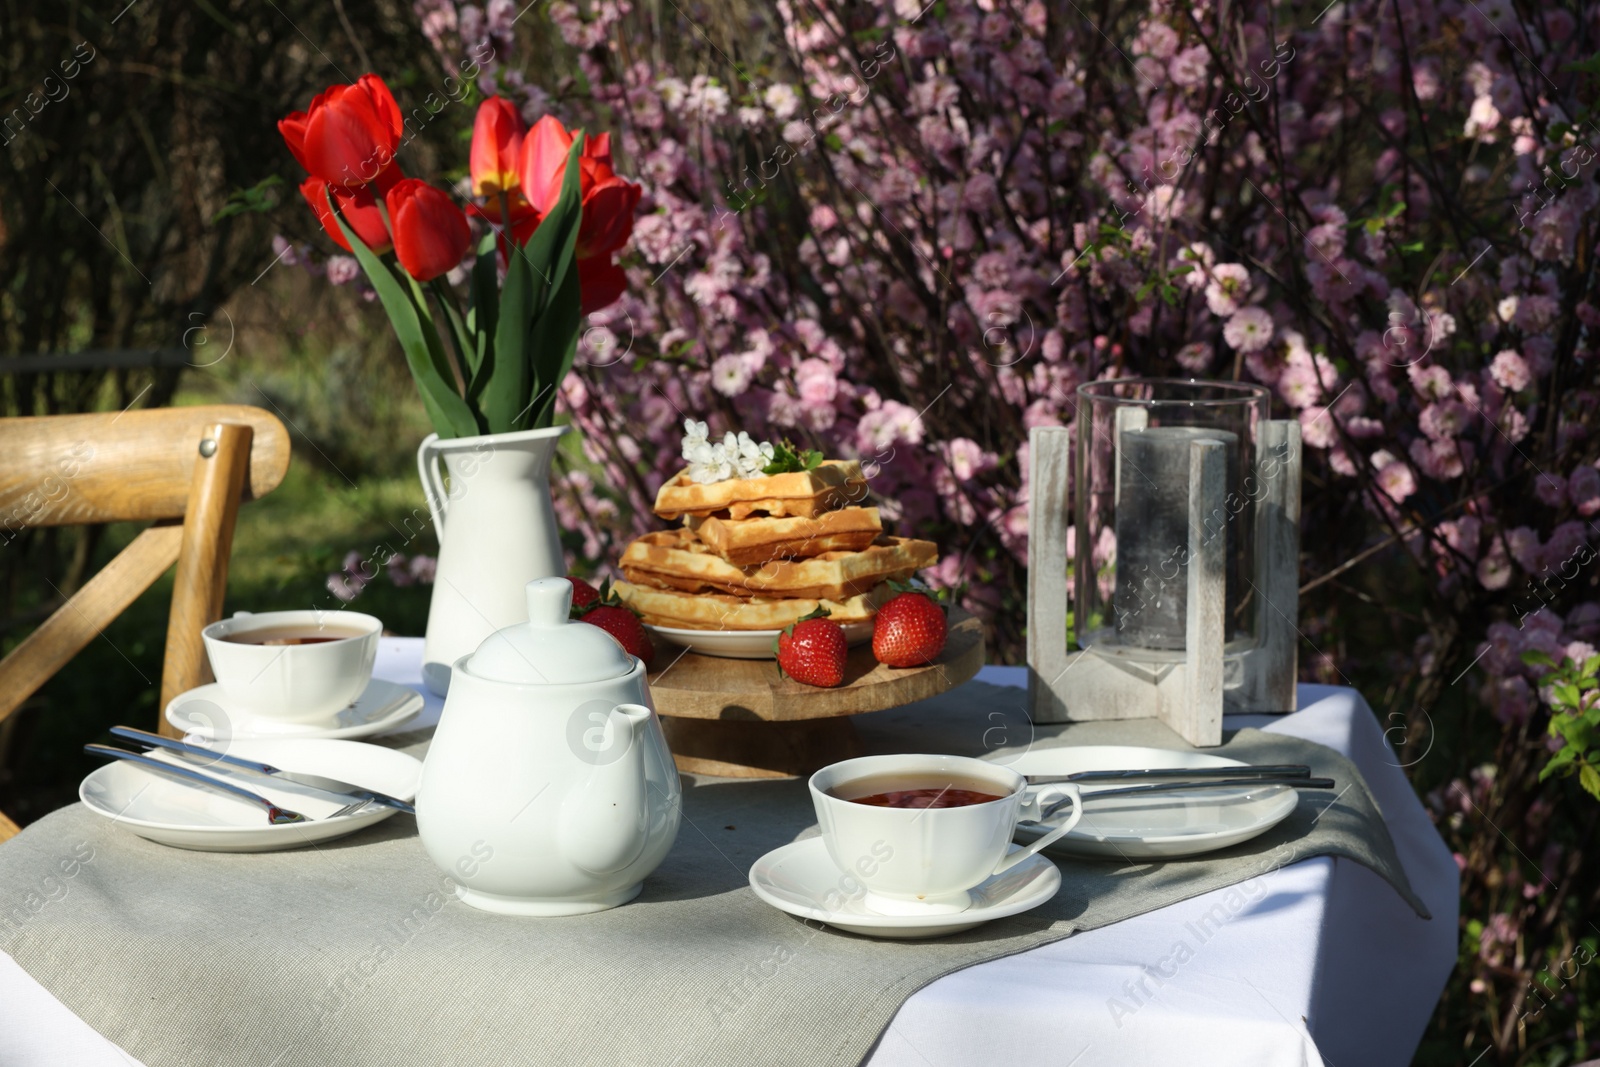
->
[567,576,601,613]
[775,607,848,688]
[872,586,947,667]
[573,580,654,665]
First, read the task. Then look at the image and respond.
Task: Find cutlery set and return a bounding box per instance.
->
[85,726,416,826]
[85,727,1328,832]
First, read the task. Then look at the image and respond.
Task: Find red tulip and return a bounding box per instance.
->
[517,115,579,216]
[300,177,393,254]
[278,74,404,188]
[578,257,627,316]
[470,97,525,198]
[515,114,641,266]
[385,179,472,281]
[575,155,642,260]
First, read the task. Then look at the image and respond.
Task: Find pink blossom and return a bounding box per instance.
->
[1489,350,1531,392]
[1478,544,1512,590]
[1277,362,1323,409]
[1418,401,1468,441]
[1223,307,1274,352]
[322,254,360,286]
[1205,264,1251,316]
[1304,223,1346,260]
[1138,21,1179,60]
[1514,295,1559,334]
[1407,364,1453,400]
[944,437,991,481]
[1410,438,1465,480]
[1479,620,1525,676]
[794,358,838,406]
[1299,407,1335,450]
[1175,342,1211,371]
[1534,473,1567,508]
[1168,45,1209,89]
[1542,521,1589,576]
[1568,465,1600,515]
[1376,460,1417,503]
[1443,516,1482,559]
[711,353,753,396]
[855,399,925,454]
[1505,527,1543,573]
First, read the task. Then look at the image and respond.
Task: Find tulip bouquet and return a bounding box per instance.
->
[277,75,639,438]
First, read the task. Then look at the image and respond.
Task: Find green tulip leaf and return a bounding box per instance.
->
[465,230,499,389]
[526,255,580,429]
[428,278,475,396]
[481,234,533,433]
[522,135,586,430]
[479,135,586,432]
[328,192,478,439]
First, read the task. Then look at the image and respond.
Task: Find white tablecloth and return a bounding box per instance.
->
[0,639,1458,1066]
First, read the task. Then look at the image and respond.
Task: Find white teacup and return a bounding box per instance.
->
[202,610,382,723]
[809,753,1083,915]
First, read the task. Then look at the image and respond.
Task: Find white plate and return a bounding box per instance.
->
[164,679,423,741]
[988,745,1299,860]
[80,738,421,852]
[646,621,873,660]
[749,838,1060,939]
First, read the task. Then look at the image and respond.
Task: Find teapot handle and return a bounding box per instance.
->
[416,433,450,538]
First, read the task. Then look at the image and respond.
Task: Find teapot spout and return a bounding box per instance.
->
[559,704,654,875]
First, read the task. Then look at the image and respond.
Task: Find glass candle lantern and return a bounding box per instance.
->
[1073,378,1271,660]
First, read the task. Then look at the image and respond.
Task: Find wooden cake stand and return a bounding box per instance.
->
[645,608,985,778]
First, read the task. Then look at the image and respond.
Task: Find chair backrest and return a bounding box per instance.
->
[0,404,290,839]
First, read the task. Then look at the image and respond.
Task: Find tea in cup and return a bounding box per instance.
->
[202,610,382,723]
[809,753,1082,915]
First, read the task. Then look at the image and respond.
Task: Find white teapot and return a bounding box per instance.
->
[415,578,681,915]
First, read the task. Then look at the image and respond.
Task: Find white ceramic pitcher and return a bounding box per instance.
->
[415,578,682,916]
[417,425,568,696]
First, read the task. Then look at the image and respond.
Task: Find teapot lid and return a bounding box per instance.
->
[463,578,637,685]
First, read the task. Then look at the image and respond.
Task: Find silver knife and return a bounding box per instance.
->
[85,745,310,824]
[109,726,416,815]
[1034,776,1336,821]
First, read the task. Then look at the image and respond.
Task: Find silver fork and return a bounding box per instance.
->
[85,745,375,825]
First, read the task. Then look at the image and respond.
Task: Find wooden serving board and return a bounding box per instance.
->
[647,609,984,778]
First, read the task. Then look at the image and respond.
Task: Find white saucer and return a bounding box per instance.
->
[988,745,1299,860]
[80,738,421,852]
[748,838,1061,939]
[646,621,872,660]
[164,679,423,741]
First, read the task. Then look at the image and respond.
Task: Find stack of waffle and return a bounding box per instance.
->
[613,460,938,630]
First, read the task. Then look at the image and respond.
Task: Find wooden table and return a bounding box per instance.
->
[645,609,986,777]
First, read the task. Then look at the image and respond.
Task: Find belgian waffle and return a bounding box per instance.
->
[613,580,891,630]
[687,507,883,566]
[653,460,870,520]
[619,529,936,602]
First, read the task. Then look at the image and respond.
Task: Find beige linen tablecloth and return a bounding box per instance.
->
[0,683,1423,1067]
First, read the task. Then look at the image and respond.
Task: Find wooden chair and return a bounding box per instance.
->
[0,405,290,841]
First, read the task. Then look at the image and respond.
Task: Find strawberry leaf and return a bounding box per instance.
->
[763,439,825,475]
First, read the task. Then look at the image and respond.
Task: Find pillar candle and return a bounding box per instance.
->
[1112,425,1240,650]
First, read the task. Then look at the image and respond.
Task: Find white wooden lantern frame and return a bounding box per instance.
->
[1026,419,1302,747]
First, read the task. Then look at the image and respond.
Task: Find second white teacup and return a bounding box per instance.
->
[809,753,1083,916]
[202,610,382,723]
